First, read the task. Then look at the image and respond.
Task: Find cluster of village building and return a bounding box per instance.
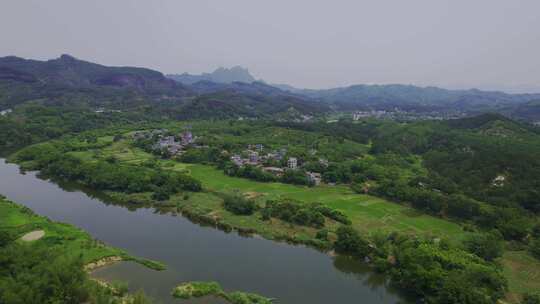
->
[229,144,323,185]
[131,129,324,185]
[132,129,196,156]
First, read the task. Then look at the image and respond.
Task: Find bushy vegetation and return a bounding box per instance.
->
[463,231,505,261]
[13,141,202,197]
[224,164,278,183]
[172,281,222,299]
[261,199,349,228]
[223,194,258,215]
[522,293,540,304]
[0,104,150,153]
[171,281,273,304]
[334,226,508,304]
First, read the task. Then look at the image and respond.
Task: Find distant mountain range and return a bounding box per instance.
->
[167,66,256,85]
[0,55,324,119]
[1,55,540,122]
[0,54,182,92]
[290,84,540,113]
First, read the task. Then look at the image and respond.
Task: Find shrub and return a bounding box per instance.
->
[223,194,257,215]
[334,226,370,257]
[316,229,329,241]
[529,239,540,260]
[463,231,504,261]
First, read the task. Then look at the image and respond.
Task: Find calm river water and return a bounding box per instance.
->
[0,158,412,304]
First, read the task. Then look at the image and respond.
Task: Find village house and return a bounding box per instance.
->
[231,155,244,167]
[306,172,322,186]
[247,144,264,152]
[146,130,197,156]
[319,158,329,167]
[287,157,298,169]
[263,167,285,177]
[492,175,506,187]
[249,151,259,164]
[181,131,194,145]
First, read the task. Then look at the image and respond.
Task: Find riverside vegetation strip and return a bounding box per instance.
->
[8,123,540,304]
[0,195,164,270]
[171,281,273,304]
[0,195,163,303]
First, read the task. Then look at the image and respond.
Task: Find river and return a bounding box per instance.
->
[0,158,412,304]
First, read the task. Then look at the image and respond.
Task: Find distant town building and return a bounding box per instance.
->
[352,111,370,120]
[287,157,298,169]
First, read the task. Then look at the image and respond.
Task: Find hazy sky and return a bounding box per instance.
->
[1,1,539,92]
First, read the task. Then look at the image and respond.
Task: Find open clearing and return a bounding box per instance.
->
[20,229,45,241]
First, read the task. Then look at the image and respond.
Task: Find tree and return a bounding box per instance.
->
[0,231,13,247]
[334,226,370,257]
[223,194,257,215]
[529,239,540,260]
[447,194,479,219]
[463,232,504,261]
[0,246,89,304]
[151,188,170,201]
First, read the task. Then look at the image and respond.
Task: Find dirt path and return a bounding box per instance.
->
[20,230,45,241]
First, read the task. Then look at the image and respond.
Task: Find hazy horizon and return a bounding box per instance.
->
[2,1,539,93]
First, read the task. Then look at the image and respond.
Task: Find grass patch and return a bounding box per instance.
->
[171,281,273,304]
[172,281,222,299]
[502,251,540,303]
[181,163,466,240]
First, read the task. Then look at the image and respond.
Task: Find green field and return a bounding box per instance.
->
[82,137,466,241]
[502,251,540,302]
[181,163,466,239]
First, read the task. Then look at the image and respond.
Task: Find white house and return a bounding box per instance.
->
[287,157,298,169]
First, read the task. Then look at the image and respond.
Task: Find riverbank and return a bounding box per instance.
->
[0,194,165,271]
